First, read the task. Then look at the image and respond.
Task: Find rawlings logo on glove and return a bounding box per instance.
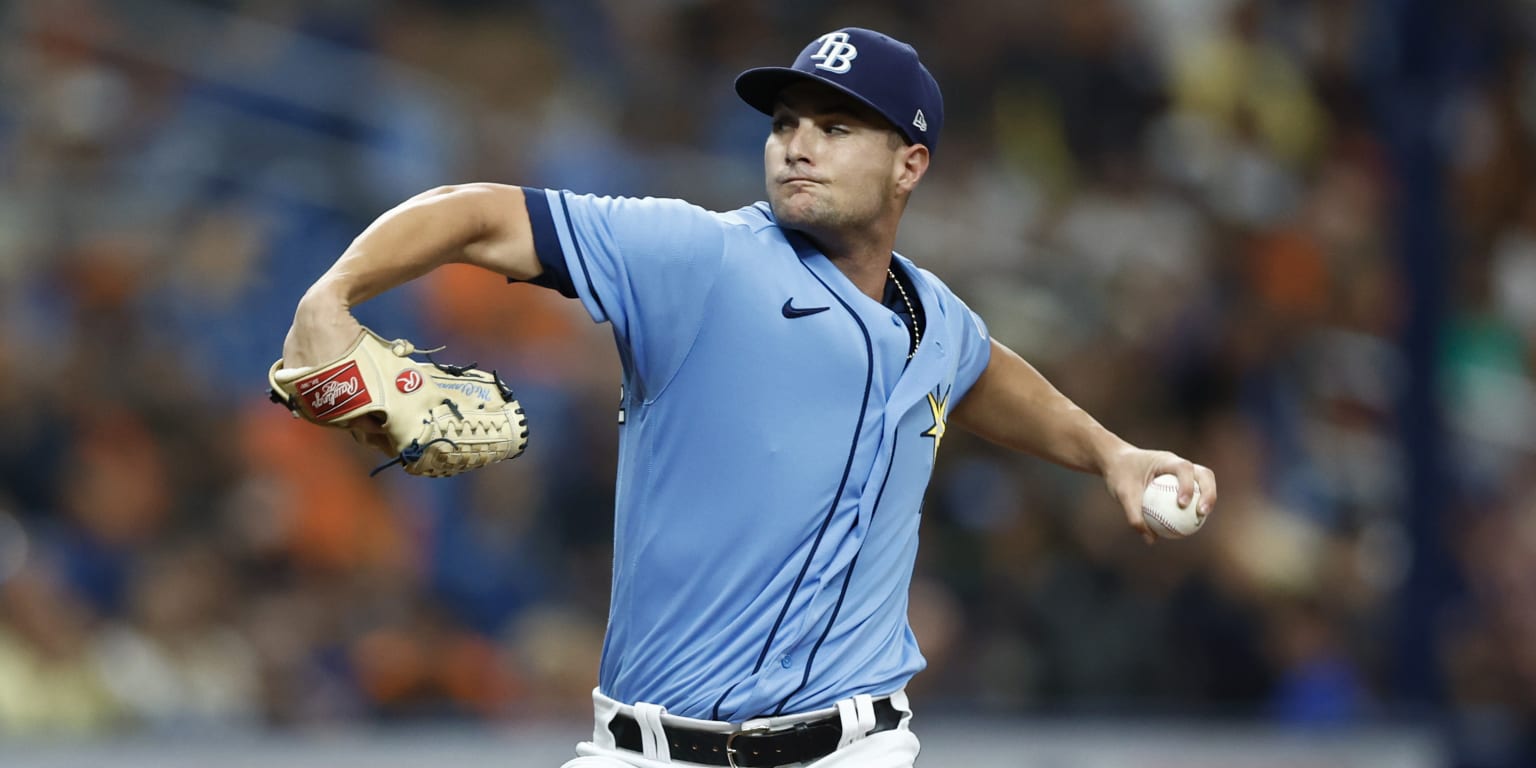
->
[299,362,371,418]
[268,328,528,477]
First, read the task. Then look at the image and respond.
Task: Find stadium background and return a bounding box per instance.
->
[0,0,1530,766]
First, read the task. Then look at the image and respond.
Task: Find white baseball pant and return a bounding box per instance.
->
[560,688,919,768]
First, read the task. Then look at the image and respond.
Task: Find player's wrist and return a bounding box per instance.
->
[284,281,366,367]
[298,276,352,313]
[292,281,362,337]
[1088,434,1136,478]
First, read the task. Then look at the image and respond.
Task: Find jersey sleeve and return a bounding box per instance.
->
[944,289,992,405]
[522,188,726,393]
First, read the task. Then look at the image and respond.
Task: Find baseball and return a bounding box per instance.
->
[1141,474,1204,539]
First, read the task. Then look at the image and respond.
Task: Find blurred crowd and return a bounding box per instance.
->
[0,0,1533,765]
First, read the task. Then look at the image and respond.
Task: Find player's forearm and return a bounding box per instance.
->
[302,184,532,311]
[952,339,1133,475]
[284,185,539,368]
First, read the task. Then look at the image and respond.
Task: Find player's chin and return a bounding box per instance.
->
[771,196,830,231]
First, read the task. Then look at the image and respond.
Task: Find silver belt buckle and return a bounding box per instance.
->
[724,725,774,768]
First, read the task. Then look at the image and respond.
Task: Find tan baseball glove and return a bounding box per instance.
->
[268,328,527,477]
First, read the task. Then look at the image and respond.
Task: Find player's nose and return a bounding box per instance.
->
[781,120,815,164]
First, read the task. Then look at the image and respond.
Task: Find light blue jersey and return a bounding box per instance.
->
[522,189,991,721]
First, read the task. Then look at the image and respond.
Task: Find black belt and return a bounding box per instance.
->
[609,698,901,767]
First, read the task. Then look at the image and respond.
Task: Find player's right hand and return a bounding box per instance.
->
[1099,447,1217,545]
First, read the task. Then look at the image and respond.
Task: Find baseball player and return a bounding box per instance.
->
[279,27,1217,768]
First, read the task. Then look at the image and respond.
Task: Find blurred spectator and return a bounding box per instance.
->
[92,542,262,730]
[0,565,119,734]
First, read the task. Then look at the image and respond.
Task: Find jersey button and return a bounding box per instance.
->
[890,315,903,327]
[780,654,793,669]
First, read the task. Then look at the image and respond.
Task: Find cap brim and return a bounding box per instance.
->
[734,66,889,125]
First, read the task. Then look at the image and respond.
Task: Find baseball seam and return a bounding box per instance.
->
[1141,506,1183,538]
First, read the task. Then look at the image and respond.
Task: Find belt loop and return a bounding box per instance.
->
[853,694,876,736]
[635,701,671,762]
[835,698,860,748]
[592,688,621,749]
[889,689,912,728]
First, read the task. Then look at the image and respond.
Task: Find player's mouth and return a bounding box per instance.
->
[778,175,826,186]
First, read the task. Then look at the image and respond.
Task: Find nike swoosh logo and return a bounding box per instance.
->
[782,299,830,318]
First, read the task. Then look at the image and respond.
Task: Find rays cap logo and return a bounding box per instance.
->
[735,27,944,154]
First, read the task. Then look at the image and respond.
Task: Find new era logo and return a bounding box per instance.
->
[913,109,927,132]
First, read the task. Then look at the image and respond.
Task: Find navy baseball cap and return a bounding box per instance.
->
[735,28,943,154]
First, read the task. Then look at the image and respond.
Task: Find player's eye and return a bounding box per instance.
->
[771,115,795,132]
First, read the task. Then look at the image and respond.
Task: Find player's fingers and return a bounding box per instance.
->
[1123,494,1156,546]
[1193,464,1217,517]
[1168,459,1199,508]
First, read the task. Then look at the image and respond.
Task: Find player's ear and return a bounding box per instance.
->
[894,143,929,194]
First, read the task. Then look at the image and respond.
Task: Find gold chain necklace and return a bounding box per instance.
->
[889,267,920,359]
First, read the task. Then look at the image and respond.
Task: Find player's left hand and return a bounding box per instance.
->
[268,326,529,477]
[1100,448,1217,544]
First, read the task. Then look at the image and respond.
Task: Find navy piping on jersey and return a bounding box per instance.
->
[555,193,607,319]
[772,431,901,715]
[534,191,642,399]
[710,257,876,721]
[516,187,578,298]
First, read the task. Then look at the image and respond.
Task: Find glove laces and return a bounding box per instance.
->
[370,435,459,477]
